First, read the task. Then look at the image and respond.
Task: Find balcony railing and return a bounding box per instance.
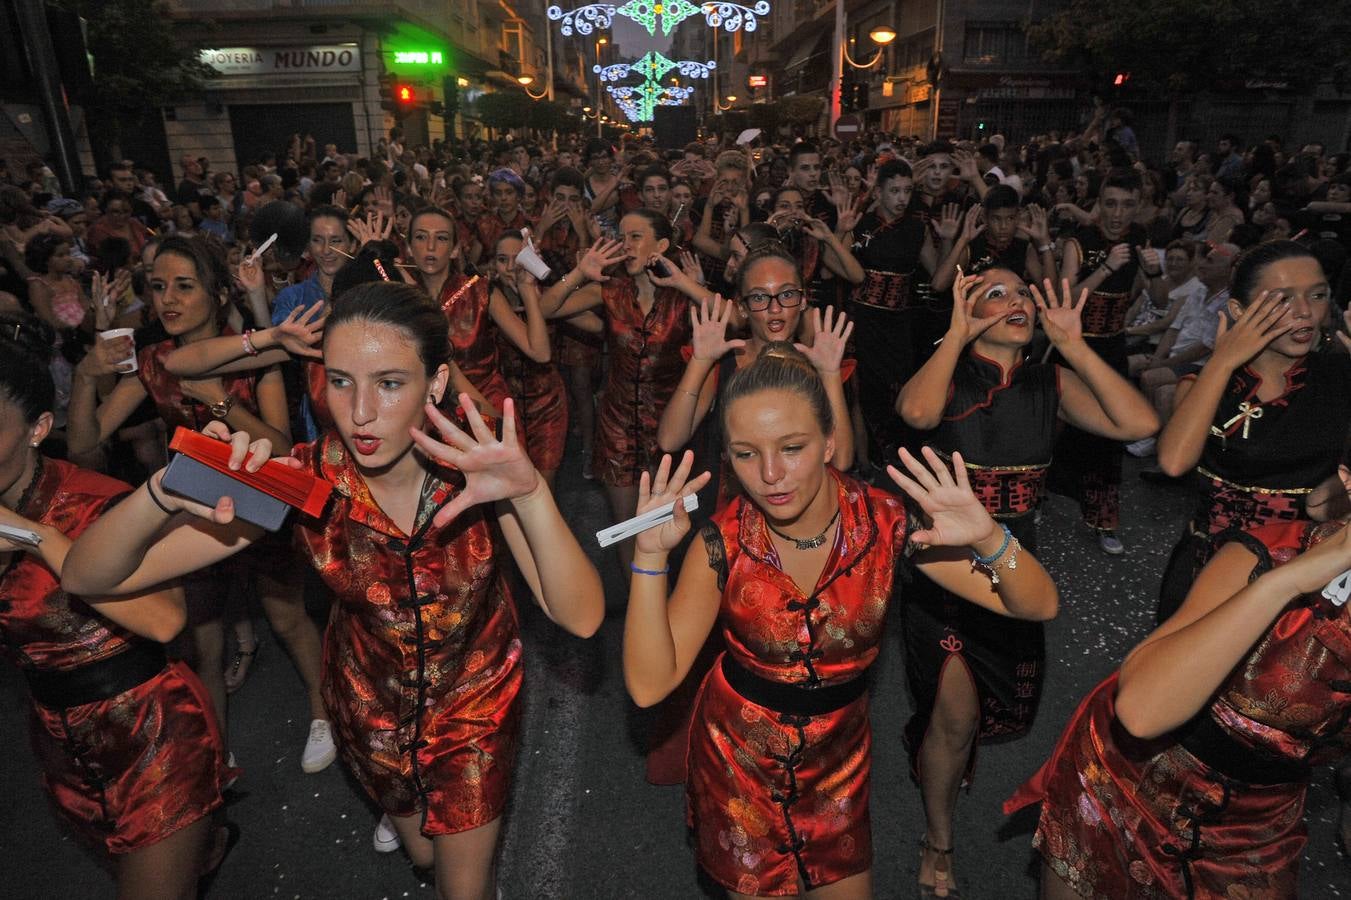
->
[167,0,449,24]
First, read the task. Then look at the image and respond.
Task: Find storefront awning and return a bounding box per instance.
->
[784,30,831,72]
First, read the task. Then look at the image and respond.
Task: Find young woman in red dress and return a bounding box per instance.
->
[61,281,605,900]
[1007,460,1351,900]
[0,314,235,898]
[622,346,1058,899]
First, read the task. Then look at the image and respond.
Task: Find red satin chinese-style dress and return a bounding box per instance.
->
[537,222,602,369]
[688,472,913,895]
[0,457,228,854]
[291,435,522,834]
[438,274,511,409]
[595,278,690,487]
[136,333,262,433]
[495,301,567,473]
[1006,520,1351,899]
[475,211,531,263]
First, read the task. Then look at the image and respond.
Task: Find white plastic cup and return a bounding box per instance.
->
[516,240,552,281]
[98,328,138,374]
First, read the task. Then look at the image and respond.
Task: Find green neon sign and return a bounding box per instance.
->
[392,50,444,65]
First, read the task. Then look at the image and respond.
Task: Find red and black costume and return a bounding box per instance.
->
[137,333,262,433]
[496,316,567,474]
[1007,519,1351,899]
[904,353,1060,777]
[474,211,532,264]
[536,221,603,371]
[594,278,690,487]
[1,457,228,854]
[438,274,511,409]
[965,232,1031,278]
[849,210,929,463]
[1157,350,1351,622]
[689,471,913,895]
[1048,223,1148,533]
[292,434,521,834]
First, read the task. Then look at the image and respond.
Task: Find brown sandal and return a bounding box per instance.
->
[917,839,961,899]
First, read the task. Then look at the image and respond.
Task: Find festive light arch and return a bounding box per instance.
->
[548,0,770,37]
[593,51,715,84]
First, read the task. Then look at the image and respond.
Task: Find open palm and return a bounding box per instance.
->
[887,447,998,548]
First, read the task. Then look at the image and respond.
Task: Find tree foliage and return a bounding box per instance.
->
[1028,0,1351,96]
[526,99,572,133]
[779,95,825,128]
[747,103,781,136]
[475,91,533,133]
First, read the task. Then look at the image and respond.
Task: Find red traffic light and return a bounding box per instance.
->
[1113,72,1131,86]
[397,84,415,103]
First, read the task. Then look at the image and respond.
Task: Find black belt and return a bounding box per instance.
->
[720,653,867,718]
[1179,711,1310,786]
[25,642,168,709]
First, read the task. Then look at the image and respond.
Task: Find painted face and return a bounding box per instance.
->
[1098,186,1139,238]
[789,153,822,192]
[409,211,456,277]
[150,251,220,340]
[491,181,521,218]
[619,212,668,276]
[1239,256,1331,358]
[323,319,447,471]
[725,388,834,524]
[641,175,670,212]
[876,175,913,219]
[309,216,353,278]
[738,256,804,343]
[970,268,1036,347]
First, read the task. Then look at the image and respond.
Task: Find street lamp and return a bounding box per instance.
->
[594,37,608,137]
[831,16,897,128]
[715,95,737,111]
[519,72,549,100]
[844,24,897,69]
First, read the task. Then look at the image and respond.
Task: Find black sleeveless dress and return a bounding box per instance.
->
[903,352,1061,778]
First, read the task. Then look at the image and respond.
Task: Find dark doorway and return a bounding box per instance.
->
[228,103,357,169]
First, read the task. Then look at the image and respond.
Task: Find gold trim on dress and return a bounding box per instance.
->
[935,451,1050,473]
[1196,465,1314,495]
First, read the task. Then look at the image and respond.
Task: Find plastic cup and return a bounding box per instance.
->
[516,241,552,280]
[98,328,138,374]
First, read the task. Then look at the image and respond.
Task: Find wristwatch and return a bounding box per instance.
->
[209,396,235,419]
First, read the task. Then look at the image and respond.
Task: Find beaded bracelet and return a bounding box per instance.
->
[971,524,1020,585]
[971,523,1012,566]
[630,562,669,577]
[241,329,259,357]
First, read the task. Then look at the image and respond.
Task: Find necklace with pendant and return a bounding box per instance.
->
[767,507,840,551]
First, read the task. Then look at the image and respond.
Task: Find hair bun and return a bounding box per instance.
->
[0,313,55,365]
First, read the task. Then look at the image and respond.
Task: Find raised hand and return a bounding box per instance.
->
[90,271,116,330]
[836,193,866,234]
[634,451,712,556]
[1022,204,1051,246]
[934,203,962,242]
[957,205,985,246]
[348,211,394,247]
[578,237,626,282]
[411,395,542,529]
[77,332,134,377]
[1135,243,1163,277]
[373,185,396,218]
[1029,277,1084,347]
[153,421,282,525]
[946,270,1005,346]
[1339,307,1351,352]
[801,216,834,241]
[953,148,981,183]
[236,256,266,294]
[827,172,851,213]
[690,294,746,362]
[887,447,999,549]
[677,249,705,285]
[1104,242,1132,273]
[795,305,853,375]
[273,303,326,358]
[1209,290,1292,372]
[863,162,878,191]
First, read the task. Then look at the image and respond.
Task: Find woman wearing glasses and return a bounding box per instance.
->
[542,208,695,573]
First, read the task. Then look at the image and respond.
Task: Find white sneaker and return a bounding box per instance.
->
[1098,532,1125,555]
[1125,437,1157,458]
[301,719,337,773]
[373,814,402,853]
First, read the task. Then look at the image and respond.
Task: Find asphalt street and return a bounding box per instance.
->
[3,450,1350,899]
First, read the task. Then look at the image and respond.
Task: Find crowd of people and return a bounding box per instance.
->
[2,110,1351,900]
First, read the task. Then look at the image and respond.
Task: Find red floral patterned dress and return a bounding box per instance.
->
[689,471,913,895]
[594,278,690,487]
[475,210,531,263]
[291,434,522,834]
[536,221,602,369]
[438,274,510,409]
[1006,519,1351,899]
[0,457,228,854]
[495,304,567,473]
[136,332,262,433]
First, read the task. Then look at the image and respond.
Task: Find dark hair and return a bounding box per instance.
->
[720,342,832,440]
[408,206,458,246]
[875,159,913,187]
[549,167,585,194]
[1164,239,1197,260]
[99,189,133,214]
[736,242,801,295]
[977,143,1000,164]
[0,313,56,422]
[1229,239,1321,304]
[919,140,955,159]
[770,186,806,208]
[325,280,450,376]
[1100,168,1142,196]
[619,207,674,250]
[982,184,1020,213]
[23,233,69,274]
[494,229,526,254]
[637,165,671,189]
[788,143,819,166]
[584,138,614,161]
[310,204,349,228]
[733,221,780,252]
[331,240,401,299]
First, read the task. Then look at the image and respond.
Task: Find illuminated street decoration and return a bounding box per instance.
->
[607,79,695,121]
[616,0,703,36]
[546,3,615,36]
[701,1,771,31]
[593,50,714,84]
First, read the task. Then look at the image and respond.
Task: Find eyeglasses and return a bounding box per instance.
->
[741,288,804,311]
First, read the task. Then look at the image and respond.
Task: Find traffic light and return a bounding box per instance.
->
[397,84,415,104]
[379,73,418,118]
[1113,72,1131,87]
